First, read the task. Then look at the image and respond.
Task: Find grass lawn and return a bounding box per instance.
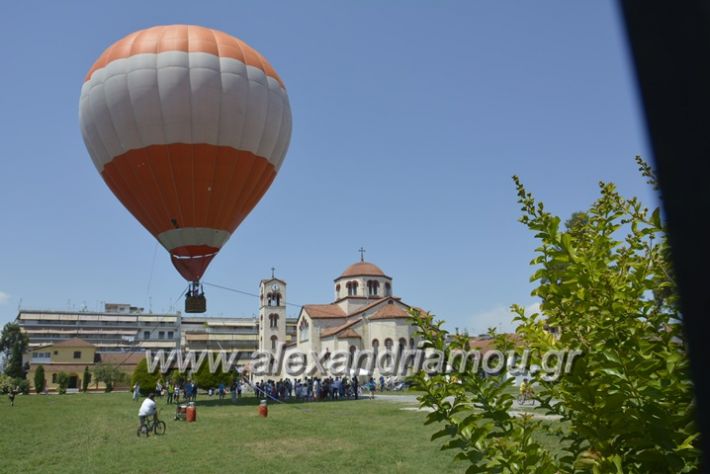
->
[1,392,465,473]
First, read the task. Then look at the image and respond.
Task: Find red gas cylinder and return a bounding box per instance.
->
[258,399,268,418]
[186,404,197,422]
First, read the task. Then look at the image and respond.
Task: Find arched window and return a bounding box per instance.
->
[269,313,279,329]
[299,319,309,342]
[367,280,380,296]
[398,337,407,355]
[349,345,357,365]
[372,338,379,352]
[385,282,392,296]
[271,335,278,351]
[336,284,341,293]
[384,338,393,351]
[409,337,415,349]
[266,292,273,306]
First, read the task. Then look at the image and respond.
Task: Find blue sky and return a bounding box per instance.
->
[0,1,654,334]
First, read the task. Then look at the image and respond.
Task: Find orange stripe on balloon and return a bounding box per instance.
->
[101,144,276,238]
[85,25,284,87]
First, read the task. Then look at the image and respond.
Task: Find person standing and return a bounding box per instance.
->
[166,382,173,404]
[8,386,18,407]
[133,383,140,401]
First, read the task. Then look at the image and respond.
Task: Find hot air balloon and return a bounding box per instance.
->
[79,25,292,312]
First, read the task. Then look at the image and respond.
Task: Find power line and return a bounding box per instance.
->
[203,281,304,310]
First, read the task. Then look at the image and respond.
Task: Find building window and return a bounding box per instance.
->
[385,282,392,296]
[347,281,359,296]
[398,338,407,355]
[52,373,57,383]
[267,292,282,307]
[168,331,174,339]
[269,313,279,329]
[144,331,150,340]
[271,335,278,351]
[384,338,393,351]
[372,339,379,352]
[299,319,309,342]
[158,331,165,339]
[409,337,415,349]
[367,280,380,296]
[73,351,81,359]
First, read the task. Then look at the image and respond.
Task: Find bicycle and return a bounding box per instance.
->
[137,414,166,437]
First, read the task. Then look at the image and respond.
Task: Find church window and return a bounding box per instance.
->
[398,338,407,355]
[372,338,379,352]
[271,335,278,351]
[384,338,393,351]
[299,319,309,342]
[385,282,392,296]
[367,280,380,296]
[409,337,415,349]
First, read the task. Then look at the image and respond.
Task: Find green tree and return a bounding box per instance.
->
[34,365,46,394]
[193,358,230,389]
[82,366,91,392]
[0,323,29,378]
[56,372,69,395]
[130,358,160,396]
[410,159,699,473]
[93,363,126,393]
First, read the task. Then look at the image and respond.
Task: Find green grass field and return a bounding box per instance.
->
[1,393,466,473]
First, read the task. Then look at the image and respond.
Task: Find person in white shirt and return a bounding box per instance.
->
[138,393,157,435]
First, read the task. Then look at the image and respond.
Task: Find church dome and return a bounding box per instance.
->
[339,261,386,278]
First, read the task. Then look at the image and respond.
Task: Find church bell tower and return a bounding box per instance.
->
[258,269,287,354]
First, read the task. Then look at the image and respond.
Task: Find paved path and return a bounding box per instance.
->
[375,393,561,421]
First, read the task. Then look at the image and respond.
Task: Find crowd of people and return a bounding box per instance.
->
[254,375,384,402]
[131,374,393,405]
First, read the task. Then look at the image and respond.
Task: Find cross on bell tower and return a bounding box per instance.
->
[358,247,366,262]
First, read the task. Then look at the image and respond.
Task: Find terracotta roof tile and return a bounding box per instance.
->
[303,304,346,319]
[51,338,95,348]
[336,328,361,339]
[369,305,410,320]
[337,261,389,279]
[321,318,361,338]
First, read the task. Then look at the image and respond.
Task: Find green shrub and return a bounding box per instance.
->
[82,366,91,392]
[56,372,69,395]
[131,358,160,396]
[14,378,29,395]
[194,358,230,389]
[0,373,15,393]
[34,365,45,393]
[410,159,700,473]
[93,363,126,393]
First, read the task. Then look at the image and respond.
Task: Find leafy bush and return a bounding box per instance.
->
[93,363,126,393]
[14,378,29,395]
[410,159,700,473]
[56,372,69,395]
[194,358,230,389]
[0,373,15,394]
[34,365,45,394]
[82,366,91,392]
[131,358,160,396]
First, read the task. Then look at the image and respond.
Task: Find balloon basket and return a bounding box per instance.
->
[185,294,207,313]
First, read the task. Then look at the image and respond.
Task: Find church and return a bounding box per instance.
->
[256,253,422,376]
